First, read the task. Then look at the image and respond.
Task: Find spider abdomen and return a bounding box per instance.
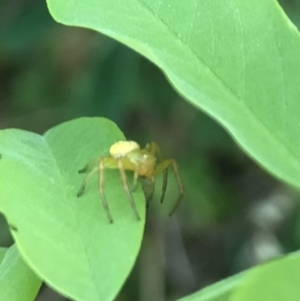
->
[110,140,140,158]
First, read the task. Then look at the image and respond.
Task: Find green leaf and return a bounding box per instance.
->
[230,252,300,301]
[0,248,6,262]
[0,245,42,301]
[46,0,300,189]
[177,252,300,301]
[177,272,245,301]
[0,117,145,301]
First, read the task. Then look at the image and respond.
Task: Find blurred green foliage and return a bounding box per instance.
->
[1,1,300,301]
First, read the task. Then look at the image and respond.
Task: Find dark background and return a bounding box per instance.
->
[1,1,300,300]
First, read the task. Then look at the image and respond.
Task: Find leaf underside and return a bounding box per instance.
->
[47,0,300,189]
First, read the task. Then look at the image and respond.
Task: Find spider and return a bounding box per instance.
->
[77,141,184,223]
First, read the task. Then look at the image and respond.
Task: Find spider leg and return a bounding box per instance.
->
[146,142,168,204]
[98,159,113,223]
[153,159,184,216]
[143,176,155,208]
[78,157,100,174]
[77,158,114,223]
[77,166,99,197]
[160,168,168,204]
[117,158,141,220]
[140,177,155,208]
[145,142,164,160]
[131,171,139,192]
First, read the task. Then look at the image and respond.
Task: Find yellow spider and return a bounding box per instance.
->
[77,141,184,223]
